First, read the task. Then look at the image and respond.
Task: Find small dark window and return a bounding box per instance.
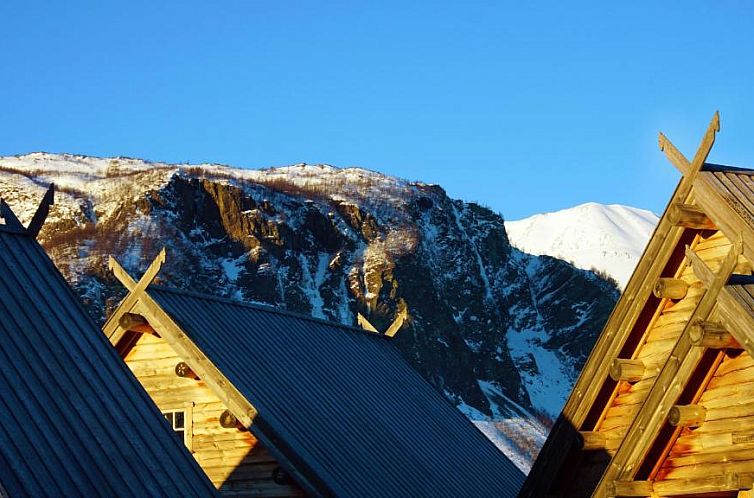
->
[163,409,188,447]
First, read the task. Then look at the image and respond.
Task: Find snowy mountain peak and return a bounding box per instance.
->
[505,202,659,288]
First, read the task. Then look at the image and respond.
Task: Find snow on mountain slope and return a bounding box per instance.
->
[0,153,621,471]
[505,203,659,288]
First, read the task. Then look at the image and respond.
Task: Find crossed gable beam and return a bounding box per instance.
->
[357,309,407,338]
[103,250,258,428]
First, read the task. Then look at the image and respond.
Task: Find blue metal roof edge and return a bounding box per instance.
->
[149,283,390,340]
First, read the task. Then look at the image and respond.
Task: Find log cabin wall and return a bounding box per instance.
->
[554,229,724,496]
[124,333,305,498]
[522,114,754,497]
[656,346,754,483]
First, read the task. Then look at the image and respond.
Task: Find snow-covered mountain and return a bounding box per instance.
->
[505,203,659,289]
[0,153,621,472]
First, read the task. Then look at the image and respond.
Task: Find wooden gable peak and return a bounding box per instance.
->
[357,308,408,338]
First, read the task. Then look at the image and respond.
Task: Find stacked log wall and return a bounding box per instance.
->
[125,334,305,497]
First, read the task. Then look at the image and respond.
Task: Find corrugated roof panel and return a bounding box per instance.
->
[150,286,525,498]
[0,230,217,497]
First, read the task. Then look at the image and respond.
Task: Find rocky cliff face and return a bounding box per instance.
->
[0,153,619,469]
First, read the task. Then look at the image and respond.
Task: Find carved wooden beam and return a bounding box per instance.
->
[609,359,645,382]
[668,404,707,427]
[175,361,198,380]
[109,247,166,293]
[578,431,606,451]
[118,312,155,334]
[659,132,692,176]
[668,203,716,230]
[653,278,689,300]
[689,111,721,172]
[689,320,741,349]
[219,409,246,430]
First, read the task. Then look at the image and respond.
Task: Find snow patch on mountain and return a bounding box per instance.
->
[505,202,659,288]
[0,152,621,472]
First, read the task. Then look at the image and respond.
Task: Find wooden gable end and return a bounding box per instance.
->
[103,254,308,498]
[521,113,722,497]
[122,332,305,498]
[522,113,754,498]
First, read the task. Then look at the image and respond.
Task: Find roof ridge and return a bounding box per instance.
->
[702,162,754,173]
[727,274,754,286]
[148,284,391,340]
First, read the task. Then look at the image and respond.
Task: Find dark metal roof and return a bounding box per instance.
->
[0,229,217,497]
[702,162,754,174]
[149,285,525,498]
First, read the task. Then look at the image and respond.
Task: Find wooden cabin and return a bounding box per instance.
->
[521,112,754,498]
[102,253,525,498]
[0,187,217,497]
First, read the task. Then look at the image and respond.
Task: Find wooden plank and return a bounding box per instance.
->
[706,365,754,390]
[714,351,754,377]
[663,464,754,482]
[664,442,754,467]
[673,431,734,453]
[692,414,754,434]
[607,480,653,497]
[652,473,754,495]
[700,379,754,408]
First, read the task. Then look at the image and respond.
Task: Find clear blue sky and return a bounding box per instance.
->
[2,2,753,219]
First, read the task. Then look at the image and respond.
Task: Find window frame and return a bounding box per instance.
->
[161,401,194,452]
